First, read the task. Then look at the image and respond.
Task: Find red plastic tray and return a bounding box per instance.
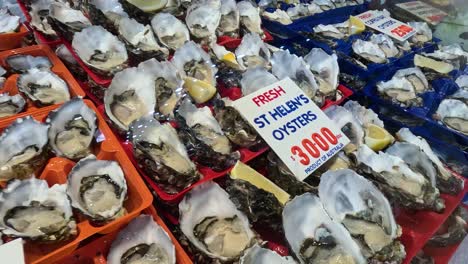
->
[217,29,273,50]
[0,24,29,50]
[0,100,153,264]
[55,205,193,264]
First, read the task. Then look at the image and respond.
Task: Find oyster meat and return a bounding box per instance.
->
[67,156,127,222]
[0,116,49,180]
[29,0,57,37]
[0,8,20,33]
[17,68,70,106]
[240,244,296,264]
[352,39,387,64]
[107,214,175,264]
[283,193,365,264]
[185,0,221,42]
[48,2,92,42]
[0,178,76,241]
[179,181,256,261]
[84,0,128,33]
[393,67,430,93]
[0,93,26,118]
[104,67,156,131]
[376,77,421,107]
[72,25,128,76]
[235,33,271,70]
[369,34,400,58]
[130,115,201,194]
[408,22,432,44]
[46,98,97,160]
[6,54,52,73]
[175,99,240,171]
[151,13,190,50]
[319,169,405,262]
[435,99,468,135]
[218,0,240,37]
[237,1,264,37]
[240,67,278,96]
[304,48,339,95]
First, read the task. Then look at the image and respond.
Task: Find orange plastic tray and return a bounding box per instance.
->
[0,99,153,264]
[55,205,193,264]
[0,24,29,50]
[0,44,86,120]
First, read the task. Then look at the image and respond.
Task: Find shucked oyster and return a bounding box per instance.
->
[104,67,156,131]
[0,116,49,181]
[393,67,430,93]
[175,99,240,171]
[120,0,177,24]
[130,115,201,194]
[0,178,76,241]
[376,77,421,107]
[237,1,264,37]
[325,105,364,153]
[434,99,468,135]
[354,145,445,212]
[352,39,387,64]
[179,181,257,261]
[304,48,339,96]
[319,169,405,262]
[0,93,26,118]
[48,2,92,42]
[283,193,365,264]
[0,8,20,33]
[240,67,278,96]
[185,0,221,43]
[46,98,97,160]
[151,13,190,50]
[29,0,57,38]
[107,214,175,264]
[72,25,128,76]
[17,68,71,106]
[235,33,271,70]
[240,244,296,264]
[369,34,400,58]
[6,54,52,73]
[84,0,128,33]
[67,156,127,222]
[218,0,240,37]
[408,22,432,44]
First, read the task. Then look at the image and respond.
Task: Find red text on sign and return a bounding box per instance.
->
[290,127,338,166]
[252,86,286,106]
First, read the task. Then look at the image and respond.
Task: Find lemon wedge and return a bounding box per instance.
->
[126,0,168,12]
[183,77,217,104]
[221,52,240,69]
[364,124,395,151]
[230,161,290,205]
[414,54,454,74]
[349,16,366,35]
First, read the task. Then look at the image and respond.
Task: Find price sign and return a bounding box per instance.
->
[233,78,349,181]
[356,10,416,42]
[396,1,447,25]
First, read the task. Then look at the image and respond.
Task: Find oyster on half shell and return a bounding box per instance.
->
[84,0,129,34]
[185,0,221,43]
[235,33,271,70]
[48,2,92,42]
[434,99,468,135]
[218,0,240,37]
[240,67,278,96]
[0,93,26,118]
[6,54,52,73]
[352,39,387,64]
[237,1,264,37]
[151,13,190,50]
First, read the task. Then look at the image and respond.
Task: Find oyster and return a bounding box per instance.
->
[0,8,20,33]
[271,50,319,102]
[396,128,464,195]
[47,2,92,42]
[455,75,468,90]
[408,22,432,44]
[151,13,190,50]
[29,0,57,38]
[304,48,339,94]
[343,100,384,128]
[0,93,26,118]
[179,181,256,261]
[235,33,271,70]
[185,0,221,43]
[118,17,169,62]
[319,169,405,262]
[120,0,176,24]
[0,178,76,241]
[84,0,128,33]
[427,206,467,247]
[46,98,97,160]
[324,105,364,153]
[67,156,127,222]
[72,25,128,76]
[0,116,49,180]
[286,3,322,20]
[6,54,52,73]
[435,99,468,135]
[237,1,264,37]
[393,67,430,93]
[315,0,335,10]
[240,244,296,264]
[218,0,240,37]
[376,78,421,107]
[369,34,400,58]
[172,41,218,104]
[354,145,445,212]
[55,44,86,81]
[240,67,278,96]
[107,214,175,264]
[175,98,240,171]
[17,68,71,106]
[130,115,201,194]
[352,39,387,64]
[282,193,365,264]
[104,67,156,131]
[312,21,348,39]
[138,59,184,118]
[262,9,292,25]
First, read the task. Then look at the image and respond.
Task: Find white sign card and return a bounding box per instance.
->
[0,239,25,264]
[233,78,350,181]
[356,10,416,42]
[396,1,447,25]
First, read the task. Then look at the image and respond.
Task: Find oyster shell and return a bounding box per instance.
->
[185,0,221,43]
[72,25,128,76]
[0,116,49,180]
[104,67,156,131]
[304,48,339,95]
[283,193,365,264]
[29,0,57,38]
[55,44,86,81]
[175,98,240,171]
[107,214,176,264]
[408,22,432,44]
[48,2,92,42]
[313,23,346,39]
[0,8,20,33]
[271,50,319,103]
[435,99,467,135]
[343,100,384,128]
[286,3,322,20]
[151,13,190,50]
[6,54,52,73]
[46,98,97,160]
[369,34,400,58]
[138,58,184,118]
[129,115,201,194]
[319,169,405,262]
[262,9,292,25]
[376,78,421,107]
[393,67,430,93]
[240,67,278,96]
[235,33,271,70]
[455,75,468,90]
[120,0,176,24]
[427,206,467,247]
[0,178,76,241]
[396,128,464,195]
[237,1,264,37]
[354,145,445,212]
[179,181,256,261]
[324,105,364,153]
[67,156,127,222]
[0,93,26,118]
[84,0,128,33]
[218,0,240,37]
[17,68,71,106]
[240,244,296,264]
[352,39,387,64]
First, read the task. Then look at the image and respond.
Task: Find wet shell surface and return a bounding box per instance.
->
[240,67,278,96]
[435,99,468,135]
[240,244,296,264]
[235,33,270,70]
[151,13,190,50]
[6,55,52,73]
[0,93,26,118]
